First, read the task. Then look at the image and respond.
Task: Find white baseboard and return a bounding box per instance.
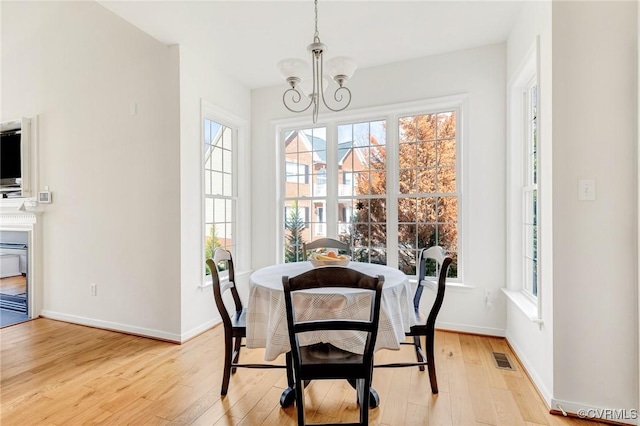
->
[551,398,638,425]
[436,321,505,337]
[181,317,221,343]
[40,310,185,343]
[504,332,553,406]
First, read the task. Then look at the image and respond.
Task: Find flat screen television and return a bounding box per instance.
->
[0,118,30,197]
[0,131,22,189]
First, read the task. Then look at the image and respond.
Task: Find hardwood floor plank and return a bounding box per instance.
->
[443,332,476,426]
[1,319,603,426]
[490,387,527,426]
[503,374,551,425]
[465,362,499,425]
[459,333,483,365]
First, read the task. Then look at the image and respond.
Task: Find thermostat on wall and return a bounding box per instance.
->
[38,191,51,203]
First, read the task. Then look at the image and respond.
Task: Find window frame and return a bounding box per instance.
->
[201,100,249,287]
[275,95,467,282]
[505,38,543,321]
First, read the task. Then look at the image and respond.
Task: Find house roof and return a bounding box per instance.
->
[284,130,376,166]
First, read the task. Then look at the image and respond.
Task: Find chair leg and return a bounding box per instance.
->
[221,331,233,395]
[231,337,242,374]
[359,377,371,426]
[426,335,438,394]
[295,377,306,426]
[413,335,425,371]
[286,352,295,388]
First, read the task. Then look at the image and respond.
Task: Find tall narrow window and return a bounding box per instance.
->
[204,118,236,274]
[339,120,387,265]
[523,82,538,297]
[397,112,458,276]
[283,127,327,262]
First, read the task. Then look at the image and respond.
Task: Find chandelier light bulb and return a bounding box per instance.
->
[277,58,309,88]
[325,56,357,86]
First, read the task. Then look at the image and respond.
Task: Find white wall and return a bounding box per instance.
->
[251,43,508,335]
[552,0,638,416]
[504,1,554,405]
[1,1,183,339]
[177,45,253,339]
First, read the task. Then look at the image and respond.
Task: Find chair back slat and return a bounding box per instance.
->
[210,248,242,312]
[415,246,453,328]
[206,248,243,325]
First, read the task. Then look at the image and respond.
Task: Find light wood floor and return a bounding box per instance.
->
[1,319,603,426]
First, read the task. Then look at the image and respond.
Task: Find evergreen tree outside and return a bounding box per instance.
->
[285,202,306,263]
[204,225,221,275]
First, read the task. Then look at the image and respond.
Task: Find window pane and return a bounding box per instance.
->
[205,198,214,223]
[398,197,417,223]
[212,171,223,195]
[416,168,436,193]
[416,114,436,141]
[436,167,456,193]
[437,223,458,252]
[437,112,456,138]
[417,224,436,248]
[437,196,458,223]
[437,139,456,166]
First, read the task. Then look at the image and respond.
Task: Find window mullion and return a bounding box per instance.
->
[326,122,338,237]
[386,114,399,269]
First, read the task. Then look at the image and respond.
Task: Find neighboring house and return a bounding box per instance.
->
[283,130,375,245]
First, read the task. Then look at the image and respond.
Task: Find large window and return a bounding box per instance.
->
[204,118,236,274]
[281,103,461,277]
[283,128,327,262]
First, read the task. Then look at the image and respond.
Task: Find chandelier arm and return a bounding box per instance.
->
[320,86,352,112]
[282,87,314,113]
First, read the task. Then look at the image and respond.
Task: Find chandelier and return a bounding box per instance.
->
[277,0,357,124]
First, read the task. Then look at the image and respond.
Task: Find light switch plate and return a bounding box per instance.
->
[578,179,595,201]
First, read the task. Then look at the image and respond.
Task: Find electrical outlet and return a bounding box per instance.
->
[484,290,493,310]
[90,283,97,296]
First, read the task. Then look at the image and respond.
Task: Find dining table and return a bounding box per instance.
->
[246,260,416,407]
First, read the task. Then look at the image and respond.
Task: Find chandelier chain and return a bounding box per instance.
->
[313,0,319,42]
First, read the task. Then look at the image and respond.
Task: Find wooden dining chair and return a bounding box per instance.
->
[283,267,384,426]
[302,237,351,260]
[375,246,452,394]
[206,248,285,395]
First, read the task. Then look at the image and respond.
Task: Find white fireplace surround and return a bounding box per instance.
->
[0,203,42,318]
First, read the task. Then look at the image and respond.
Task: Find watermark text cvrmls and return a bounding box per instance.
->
[577,408,638,420]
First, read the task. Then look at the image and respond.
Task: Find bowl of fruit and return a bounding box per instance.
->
[308,251,351,267]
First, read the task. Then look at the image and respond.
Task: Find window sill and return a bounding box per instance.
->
[502,288,543,324]
[198,273,230,290]
[409,277,475,292]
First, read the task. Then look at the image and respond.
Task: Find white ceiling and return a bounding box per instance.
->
[99,1,524,89]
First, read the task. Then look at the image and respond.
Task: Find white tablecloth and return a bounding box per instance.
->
[247,261,415,361]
